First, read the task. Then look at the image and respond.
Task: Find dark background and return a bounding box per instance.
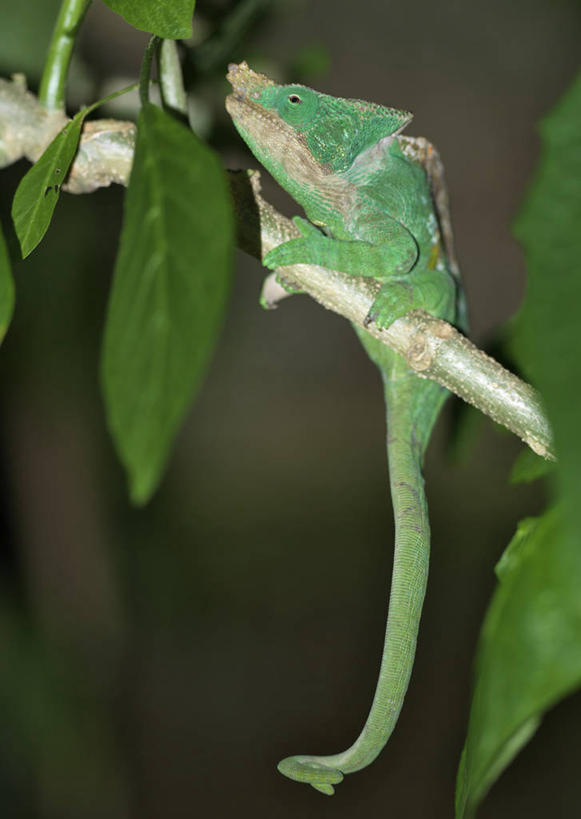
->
[0,1,579,817]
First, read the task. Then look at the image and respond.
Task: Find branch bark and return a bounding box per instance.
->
[0,75,555,460]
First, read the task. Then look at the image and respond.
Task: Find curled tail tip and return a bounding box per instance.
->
[277,755,343,795]
[312,782,336,796]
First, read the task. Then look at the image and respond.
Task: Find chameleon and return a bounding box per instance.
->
[226,61,465,795]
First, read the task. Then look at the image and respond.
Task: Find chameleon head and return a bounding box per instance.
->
[226,62,414,218]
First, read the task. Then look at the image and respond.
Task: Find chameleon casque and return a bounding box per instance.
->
[226,62,465,795]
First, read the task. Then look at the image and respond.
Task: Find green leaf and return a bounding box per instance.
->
[456,68,581,817]
[102,0,195,38]
[101,103,233,504]
[509,447,554,484]
[11,84,139,260]
[456,507,581,818]
[0,218,15,342]
[512,69,581,528]
[493,516,538,581]
[11,111,85,258]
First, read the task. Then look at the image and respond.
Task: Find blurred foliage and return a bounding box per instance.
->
[510,446,555,484]
[0,220,14,343]
[186,0,272,76]
[0,2,63,79]
[0,600,128,818]
[288,44,331,82]
[456,67,581,816]
[513,70,581,535]
[456,505,581,817]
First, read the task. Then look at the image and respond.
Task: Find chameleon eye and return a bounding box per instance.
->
[288,94,302,104]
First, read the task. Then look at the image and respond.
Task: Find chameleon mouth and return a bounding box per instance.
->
[225,61,279,132]
[224,92,285,149]
[226,61,275,102]
[225,61,300,165]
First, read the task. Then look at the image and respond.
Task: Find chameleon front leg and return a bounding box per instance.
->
[263,217,455,328]
[264,216,418,281]
[278,363,448,795]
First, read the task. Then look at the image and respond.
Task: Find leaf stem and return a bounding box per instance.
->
[139,36,162,107]
[158,40,188,118]
[83,81,140,117]
[39,0,92,112]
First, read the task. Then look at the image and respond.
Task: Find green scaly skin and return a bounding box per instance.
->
[226,62,463,794]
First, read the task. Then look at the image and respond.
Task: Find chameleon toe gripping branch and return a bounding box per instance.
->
[226,62,464,795]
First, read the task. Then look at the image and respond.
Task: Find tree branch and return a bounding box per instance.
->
[0,75,555,460]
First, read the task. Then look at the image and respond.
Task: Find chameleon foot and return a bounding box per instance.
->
[263,216,326,271]
[277,755,344,795]
[363,281,415,330]
[259,273,296,310]
[274,272,303,295]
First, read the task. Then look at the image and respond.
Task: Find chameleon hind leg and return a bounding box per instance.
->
[365,267,456,330]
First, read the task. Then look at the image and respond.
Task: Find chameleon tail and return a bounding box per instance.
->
[278,371,447,795]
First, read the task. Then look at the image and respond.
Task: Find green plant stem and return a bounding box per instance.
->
[158,40,188,117]
[139,36,162,107]
[39,0,92,112]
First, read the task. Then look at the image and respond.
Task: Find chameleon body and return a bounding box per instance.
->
[226,62,464,795]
